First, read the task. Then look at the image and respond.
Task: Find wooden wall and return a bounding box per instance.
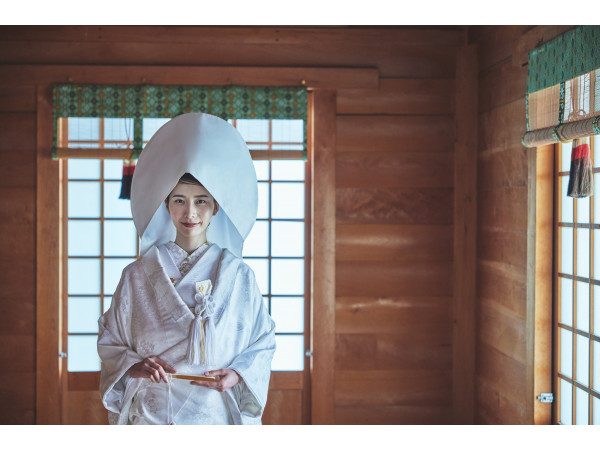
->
[0,25,465,424]
[0,86,36,424]
[334,41,459,423]
[468,25,572,425]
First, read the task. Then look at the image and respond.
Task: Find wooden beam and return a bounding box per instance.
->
[453,43,478,424]
[35,84,62,424]
[55,148,305,161]
[526,144,554,424]
[310,89,336,424]
[0,65,378,90]
[0,26,465,46]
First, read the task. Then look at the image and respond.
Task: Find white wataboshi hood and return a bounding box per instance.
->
[130,113,258,258]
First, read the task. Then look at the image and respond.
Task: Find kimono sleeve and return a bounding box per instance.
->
[227,267,276,422]
[97,266,143,416]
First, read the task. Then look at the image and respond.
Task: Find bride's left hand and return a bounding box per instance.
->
[190,368,240,392]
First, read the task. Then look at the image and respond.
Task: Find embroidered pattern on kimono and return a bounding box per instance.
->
[97,243,276,425]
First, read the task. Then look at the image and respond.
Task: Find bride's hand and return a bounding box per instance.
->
[127,356,176,383]
[190,368,240,392]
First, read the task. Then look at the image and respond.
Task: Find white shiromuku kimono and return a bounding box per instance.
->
[97,241,276,425]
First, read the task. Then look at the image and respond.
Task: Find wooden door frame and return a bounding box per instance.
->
[525,144,554,424]
[34,66,375,424]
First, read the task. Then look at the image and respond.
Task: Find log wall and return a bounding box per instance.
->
[0,87,37,424]
[468,25,572,424]
[0,25,464,424]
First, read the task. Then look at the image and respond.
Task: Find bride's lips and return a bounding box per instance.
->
[182,222,199,228]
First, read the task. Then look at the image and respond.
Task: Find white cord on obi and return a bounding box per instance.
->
[186,280,216,367]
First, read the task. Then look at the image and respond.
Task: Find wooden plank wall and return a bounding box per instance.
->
[0,86,37,424]
[467,25,572,425]
[334,34,459,424]
[0,25,463,424]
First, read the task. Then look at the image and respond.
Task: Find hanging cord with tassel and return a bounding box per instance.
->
[186,281,216,367]
[119,119,136,200]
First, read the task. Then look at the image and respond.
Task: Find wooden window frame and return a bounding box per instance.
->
[59,118,313,424]
[34,68,360,423]
[553,140,600,424]
[526,144,554,425]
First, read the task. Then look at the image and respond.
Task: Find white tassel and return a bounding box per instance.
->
[203,316,216,367]
[186,311,204,366]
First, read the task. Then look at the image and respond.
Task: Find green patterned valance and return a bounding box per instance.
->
[527,25,600,95]
[524,26,600,148]
[52,84,308,158]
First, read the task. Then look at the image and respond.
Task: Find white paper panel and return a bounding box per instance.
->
[576,334,589,386]
[272,182,304,219]
[68,335,101,372]
[68,159,100,180]
[257,182,269,219]
[271,335,304,371]
[594,230,600,278]
[561,328,573,378]
[560,379,573,425]
[68,118,99,141]
[235,119,269,142]
[562,177,574,223]
[576,228,590,278]
[272,160,305,181]
[575,387,589,425]
[104,181,132,218]
[562,141,573,172]
[576,281,590,332]
[68,258,100,295]
[104,220,138,257]
[595,287,600,337]
[577,197,590,223]
[561,227,574,275]
[594,173,600,223]
[68,297,100,333]
[271,297,304,333]
[104,160,124,180]
[271,259,304,295]
[593,340,600,392]
[68,181,101,218]
[104,118,133,141]
[271,221,304,257]
[68,220,101,256]
[271,119,303,143]
[561,277,573,326]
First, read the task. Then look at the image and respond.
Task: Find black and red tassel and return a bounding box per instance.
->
[567,137,593,198]
[119,159,136,200]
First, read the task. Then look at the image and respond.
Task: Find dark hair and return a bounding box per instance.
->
[165,173,203,204]
[165,174,219,209]
[178,173,203,186]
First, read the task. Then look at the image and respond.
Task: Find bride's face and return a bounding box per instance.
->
[165,183,218,241]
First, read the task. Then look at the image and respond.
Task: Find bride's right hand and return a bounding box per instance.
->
[127,356,176,383]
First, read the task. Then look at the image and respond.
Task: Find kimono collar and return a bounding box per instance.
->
[140,244,241,331]
[165,241,210,278]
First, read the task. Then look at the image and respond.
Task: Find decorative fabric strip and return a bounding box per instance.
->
[52,84,308,158]
[558,82,566,125]
[527,26,600,95]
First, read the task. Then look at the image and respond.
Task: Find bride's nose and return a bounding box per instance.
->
[184,203,197,218]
